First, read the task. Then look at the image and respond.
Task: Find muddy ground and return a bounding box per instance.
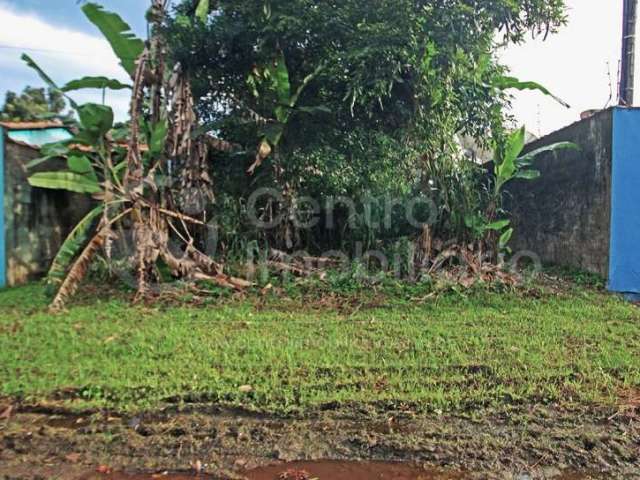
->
[1,402,638,479]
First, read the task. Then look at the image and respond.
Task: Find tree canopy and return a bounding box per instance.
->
[0,86,72,122]
[165,0,567,247]
[168,1,567,139]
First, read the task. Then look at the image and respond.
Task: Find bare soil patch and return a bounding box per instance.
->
[0,403,636,479]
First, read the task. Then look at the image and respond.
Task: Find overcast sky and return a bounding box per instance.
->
[0,0,630,136]
[500,0,625,136]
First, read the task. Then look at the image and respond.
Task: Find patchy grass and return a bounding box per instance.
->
[0,280,639,414]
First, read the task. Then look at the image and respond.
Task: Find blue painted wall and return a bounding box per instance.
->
[7,128,72,147]
[609,108,640,294]
[0,127,5,288]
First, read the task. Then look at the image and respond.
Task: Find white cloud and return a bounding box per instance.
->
[0,3,132,120]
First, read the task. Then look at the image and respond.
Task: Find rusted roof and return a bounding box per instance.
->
[68,142,149,153]
[0,120,67,130]
[5,139,149,153]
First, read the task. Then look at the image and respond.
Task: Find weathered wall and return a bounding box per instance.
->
[4,139,92,286]
[505,109,613,276]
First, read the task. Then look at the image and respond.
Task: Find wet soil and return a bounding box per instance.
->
[0,403,637,479]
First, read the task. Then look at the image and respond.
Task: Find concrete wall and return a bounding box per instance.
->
[0,128,5,287]
[505,109,613,276]
[3,138,92,286]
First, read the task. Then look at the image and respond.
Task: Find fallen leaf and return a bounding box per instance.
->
[247,139,272,175]
[96,465,112,474]
[279,469,312,480]
[0,405,13,420]
[234,458,248,468]
[65,453,82,463]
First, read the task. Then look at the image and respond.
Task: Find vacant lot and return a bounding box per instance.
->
[1,279,639,478]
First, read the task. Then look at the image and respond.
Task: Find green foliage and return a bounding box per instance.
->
[77,103,115,142]
[494,128,579,198]
[62,76,132,92]
[148,119,169,157]
[18,2,197,309]
[246,51,325,174]
[0,85,72,122]
[496,126,527,191]
[81,2,145,76]
[493,75,570,109]
[483,127,578,250]
[518,141,580,165]
[46,205,105,292]
[20,9,138,301]
[195,0,210,23]
[67,155,98,180]
[168,0,569,250]
[20,54,62,94]
[28,171,102,194]
[21,54,79,111]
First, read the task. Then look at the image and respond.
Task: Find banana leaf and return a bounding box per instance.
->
[28,172,102,194]
[81,3,145,77]
[46,205,105,292]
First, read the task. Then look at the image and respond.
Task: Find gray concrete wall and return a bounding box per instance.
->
[4,139,92,286]
[505,109,613,276]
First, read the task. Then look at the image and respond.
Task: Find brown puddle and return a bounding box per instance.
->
[65,462,600,480]
[76,463,460,480]
[245,461,463,479]
[77,472,215,480]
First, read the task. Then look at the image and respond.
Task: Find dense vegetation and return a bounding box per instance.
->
[167,0,569,252]
[19,1,573,308]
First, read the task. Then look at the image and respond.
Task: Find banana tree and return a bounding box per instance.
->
[462,74,576,255]
[466,126,578,255]
[246,51,325,175]
[23,32,137,306]
[25,1,246,311]
[492,75,571,109]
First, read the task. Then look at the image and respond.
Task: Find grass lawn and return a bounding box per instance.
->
[1,279,639,414]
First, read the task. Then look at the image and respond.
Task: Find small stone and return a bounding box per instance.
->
[541,467,562,479]
[127,416,141,430]
[515,474,532,480]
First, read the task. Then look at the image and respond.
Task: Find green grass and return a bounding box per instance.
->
[0,281,639,414]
